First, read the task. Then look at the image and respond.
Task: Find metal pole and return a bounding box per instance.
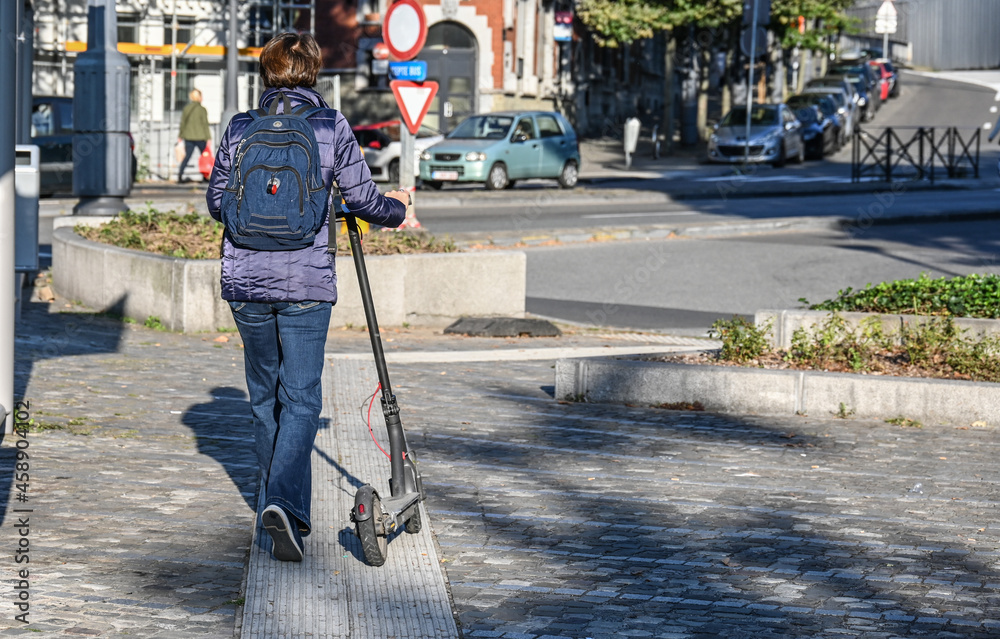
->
[1,0,17,433]
[169,0,178,180]
[399,127,415,190]
[744,9,759,166]
[332,74,341,111]
[220,0,240,130]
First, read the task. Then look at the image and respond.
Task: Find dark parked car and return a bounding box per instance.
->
[31,96,137,196]
[789,103,837,159]
[830,63,882,114]
[787,93,843,150]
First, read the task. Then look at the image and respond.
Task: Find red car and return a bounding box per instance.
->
[868,60,892,101]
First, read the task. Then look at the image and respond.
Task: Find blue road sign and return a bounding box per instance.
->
[389,61,427,82]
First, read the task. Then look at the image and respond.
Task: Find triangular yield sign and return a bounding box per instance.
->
[390,80,439,135]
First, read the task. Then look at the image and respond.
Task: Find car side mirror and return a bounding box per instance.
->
[513,134,529,143]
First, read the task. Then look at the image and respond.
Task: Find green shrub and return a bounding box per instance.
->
[709,316,772,364]
[802,273,1000,319]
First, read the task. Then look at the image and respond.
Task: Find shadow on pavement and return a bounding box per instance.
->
[407,359,999,637]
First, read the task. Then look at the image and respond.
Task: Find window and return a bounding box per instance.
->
[425,22,477,50]
[537,115,562,138]
[512,118,536,140]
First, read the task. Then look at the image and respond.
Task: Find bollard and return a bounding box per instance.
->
[623,117,641,170]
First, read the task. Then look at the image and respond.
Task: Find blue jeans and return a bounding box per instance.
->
[178,139,206,180]
[229,300,331,536]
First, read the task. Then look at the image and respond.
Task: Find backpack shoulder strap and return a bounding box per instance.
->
[292,104,326,119]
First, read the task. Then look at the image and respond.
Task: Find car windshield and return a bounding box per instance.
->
[720,106,778,127]
[448,115,515,139]
[795,96,835,117]
[832,65,870,80]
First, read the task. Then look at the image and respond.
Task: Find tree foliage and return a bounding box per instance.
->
[577,0,855,51]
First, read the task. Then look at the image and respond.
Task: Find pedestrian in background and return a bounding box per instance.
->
[178,88,211,183]
[206,32,410,562]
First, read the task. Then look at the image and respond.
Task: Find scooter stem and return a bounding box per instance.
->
[344,214,394,399]
[343,214,415,498]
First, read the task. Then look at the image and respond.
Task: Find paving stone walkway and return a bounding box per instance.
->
[3,296,1000,638]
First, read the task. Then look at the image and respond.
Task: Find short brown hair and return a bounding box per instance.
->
[259,33,322,88]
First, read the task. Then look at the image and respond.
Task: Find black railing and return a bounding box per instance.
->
[851,127,980,183]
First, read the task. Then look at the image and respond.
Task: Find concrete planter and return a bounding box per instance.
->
[52,218,526,332]
[757,309,1000,350]
[555,357,1000,426]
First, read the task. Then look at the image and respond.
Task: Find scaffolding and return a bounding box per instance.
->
[246,0,316,47]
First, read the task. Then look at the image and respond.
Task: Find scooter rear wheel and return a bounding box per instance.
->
[356,488,388,566]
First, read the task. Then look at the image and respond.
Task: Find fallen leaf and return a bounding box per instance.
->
[939,457,948,460]
[213,335,229,343]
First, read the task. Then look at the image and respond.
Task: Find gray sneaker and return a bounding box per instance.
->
[261,504,304,562]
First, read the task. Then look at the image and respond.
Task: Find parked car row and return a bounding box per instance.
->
[707,51,900,166]
[355,111,581,191]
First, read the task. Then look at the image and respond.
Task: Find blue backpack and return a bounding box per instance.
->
[220,92,330,251]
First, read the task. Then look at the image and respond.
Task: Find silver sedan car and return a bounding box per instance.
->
[707,104,805,167]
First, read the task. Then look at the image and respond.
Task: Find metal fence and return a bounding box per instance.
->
[851,127,981,183]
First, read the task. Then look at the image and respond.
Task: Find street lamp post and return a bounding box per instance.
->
[73,0,131,215]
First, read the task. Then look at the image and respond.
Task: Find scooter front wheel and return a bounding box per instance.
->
[354,486,388,566]
[404,505,422,534]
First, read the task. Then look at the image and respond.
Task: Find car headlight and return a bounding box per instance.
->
[419,151,432,161]
[858,96,867,107]
[464,151,486,162]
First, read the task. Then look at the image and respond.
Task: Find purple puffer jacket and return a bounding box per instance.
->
[206,86,406,304]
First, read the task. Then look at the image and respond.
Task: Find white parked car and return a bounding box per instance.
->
[352,120,444,184]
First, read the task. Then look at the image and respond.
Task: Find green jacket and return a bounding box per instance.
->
[179,101,211,141]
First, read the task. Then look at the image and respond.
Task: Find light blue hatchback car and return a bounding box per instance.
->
[419,111,581,190]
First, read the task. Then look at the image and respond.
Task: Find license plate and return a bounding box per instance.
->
[431,170,459,181]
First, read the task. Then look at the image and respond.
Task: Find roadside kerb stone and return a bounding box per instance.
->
[555,356,1000,425]
[758,308,1000,350]
[51,220,526,331]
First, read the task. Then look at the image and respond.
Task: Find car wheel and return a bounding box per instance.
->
[387,159,400,185]
[485,163,508,190]
[422,180,443,190]
[772,142,786,168]
[557,160,579,188]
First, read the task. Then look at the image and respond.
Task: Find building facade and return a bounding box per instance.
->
[31,0,665,179]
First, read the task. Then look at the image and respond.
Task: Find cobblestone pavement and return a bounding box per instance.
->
[1,300,257,637]
[5,296,1000,638]
[391,359,1000,639]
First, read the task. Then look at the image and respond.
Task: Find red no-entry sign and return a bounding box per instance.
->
[382,0,428,61]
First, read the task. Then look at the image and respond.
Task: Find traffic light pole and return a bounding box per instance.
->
[743,10,759,166]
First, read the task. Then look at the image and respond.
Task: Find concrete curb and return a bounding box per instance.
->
[51,220,526,332]
[555,356,1000,426]
[757,309,1000,350]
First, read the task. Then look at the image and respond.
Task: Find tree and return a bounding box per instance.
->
[577,0,855,145]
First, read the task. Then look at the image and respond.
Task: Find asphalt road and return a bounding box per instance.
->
[415,186,1000,237]
[525,219,1000,335]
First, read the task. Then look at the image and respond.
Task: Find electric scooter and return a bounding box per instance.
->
[341,213,424,567]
